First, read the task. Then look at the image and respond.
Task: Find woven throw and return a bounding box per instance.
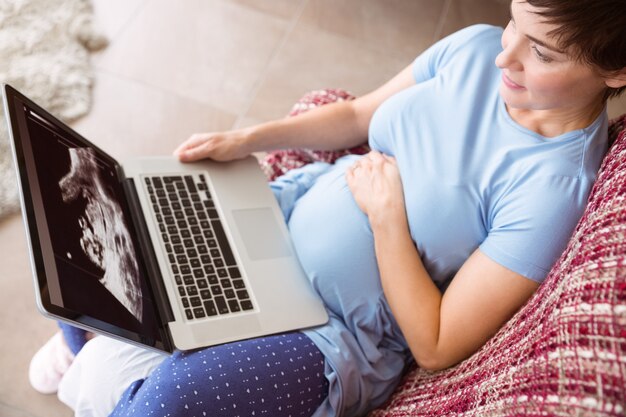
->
[0,0,106,220]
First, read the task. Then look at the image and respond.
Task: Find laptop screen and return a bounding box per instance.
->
[6,87,170,351]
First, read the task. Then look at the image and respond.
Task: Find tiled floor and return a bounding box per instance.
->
[1,1,625,416]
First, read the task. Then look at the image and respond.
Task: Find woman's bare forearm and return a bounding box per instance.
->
[243,64,416,154]
[176,64,414,162]
[243,99,369,153]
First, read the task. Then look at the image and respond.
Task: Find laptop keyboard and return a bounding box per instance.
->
[144,174,254,321]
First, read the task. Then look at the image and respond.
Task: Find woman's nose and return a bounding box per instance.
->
[495,39,522,71]
[495,48,510,69]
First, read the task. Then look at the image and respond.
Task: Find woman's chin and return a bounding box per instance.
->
[499,85,531,110]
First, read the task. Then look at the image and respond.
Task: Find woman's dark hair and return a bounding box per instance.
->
[524,0,626,100]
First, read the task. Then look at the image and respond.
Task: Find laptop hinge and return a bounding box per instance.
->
[122,177,176,325]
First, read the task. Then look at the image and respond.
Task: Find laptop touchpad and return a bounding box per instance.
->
[232,208,292,260]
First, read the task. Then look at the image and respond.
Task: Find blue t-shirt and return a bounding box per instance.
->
[275,25,608,417]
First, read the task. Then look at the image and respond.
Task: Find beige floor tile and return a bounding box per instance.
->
[91,0,148,43]
[438,0,510,39]
[244,23,411,123]
[299,0,446,60]
[231,0,306,21]
[0,214,72,417]
[93,0,290,116]
[0,403,40,417]
[232,115,267,131]
[71,70,237,159]
[1,402,69,417]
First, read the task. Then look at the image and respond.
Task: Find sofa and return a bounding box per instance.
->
[259,89,626,417]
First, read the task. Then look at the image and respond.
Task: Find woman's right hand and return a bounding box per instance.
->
[173,129,253,162]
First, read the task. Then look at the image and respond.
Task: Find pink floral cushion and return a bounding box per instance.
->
[262,90,626,416]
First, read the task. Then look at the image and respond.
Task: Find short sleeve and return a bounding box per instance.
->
[479,176,587,283]
[412,24,500,83]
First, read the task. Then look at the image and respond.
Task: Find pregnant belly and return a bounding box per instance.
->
[287,162,384,318]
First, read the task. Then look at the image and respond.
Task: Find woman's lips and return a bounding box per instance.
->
[502,73,525,90]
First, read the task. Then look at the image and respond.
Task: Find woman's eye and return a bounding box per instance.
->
[532,45,552,63]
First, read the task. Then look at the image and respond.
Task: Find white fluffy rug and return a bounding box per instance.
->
[0,0,106,220]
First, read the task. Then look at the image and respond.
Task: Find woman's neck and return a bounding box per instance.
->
[507,100,605,138]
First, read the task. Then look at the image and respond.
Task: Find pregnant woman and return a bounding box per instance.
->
[30,1,626,416]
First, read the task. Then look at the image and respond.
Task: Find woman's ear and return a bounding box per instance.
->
[605,68,626,89]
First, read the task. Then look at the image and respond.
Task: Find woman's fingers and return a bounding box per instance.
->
[358,151,396,172]
[177,144,208,162]
[366,150,385,164]
[174,134,209,156]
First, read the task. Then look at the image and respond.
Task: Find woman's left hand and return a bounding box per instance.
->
[346,151,407,227]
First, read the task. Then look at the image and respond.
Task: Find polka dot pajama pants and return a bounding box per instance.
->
[58,323,329,417]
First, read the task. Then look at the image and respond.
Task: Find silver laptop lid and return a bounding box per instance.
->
[3,84,173,352]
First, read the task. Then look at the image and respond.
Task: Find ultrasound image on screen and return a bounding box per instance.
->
[58,148,143,321]
[21,106,161,338]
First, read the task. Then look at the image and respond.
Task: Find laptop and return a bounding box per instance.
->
[3,84,328,353]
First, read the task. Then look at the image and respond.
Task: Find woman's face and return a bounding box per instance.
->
[495,1,608,115]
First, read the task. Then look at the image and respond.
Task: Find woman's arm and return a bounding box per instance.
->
[346,152,539,371]
[374,226,539,370]
[174,64,416,161]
